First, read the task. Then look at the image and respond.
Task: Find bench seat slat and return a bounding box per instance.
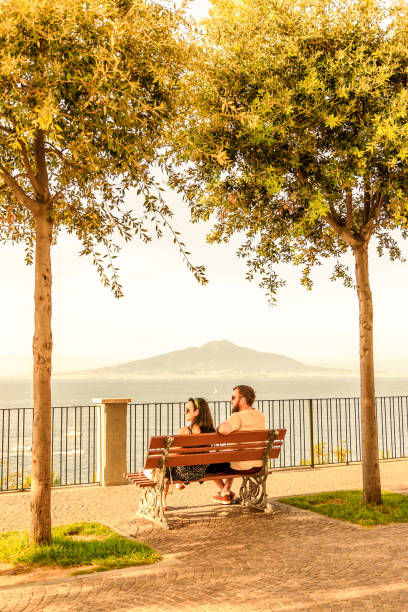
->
[125,464,281,485]
[146,441,282,457]
[125,470,262,486]
[145,445,281,461]
[124,472,155,487]
[145,446,281,469]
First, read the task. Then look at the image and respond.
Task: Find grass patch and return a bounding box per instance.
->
[0,522,160,572]
[278,490,408,526]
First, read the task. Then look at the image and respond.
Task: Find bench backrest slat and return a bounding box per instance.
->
[148,429,285,449]
[144,428,286,469]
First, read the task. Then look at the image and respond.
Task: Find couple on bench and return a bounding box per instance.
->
[166,384,265,505]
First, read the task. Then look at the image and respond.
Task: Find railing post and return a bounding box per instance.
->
[308,399,315,468]
[94,398,131,486]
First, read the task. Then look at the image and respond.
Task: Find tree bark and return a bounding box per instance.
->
[30,209,53,544]
[353,243,382,504]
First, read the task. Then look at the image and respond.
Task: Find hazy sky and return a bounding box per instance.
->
[1,0,408,373]
[2,178,408,371]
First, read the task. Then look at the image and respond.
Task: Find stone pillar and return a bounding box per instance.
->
[94,398,131,486]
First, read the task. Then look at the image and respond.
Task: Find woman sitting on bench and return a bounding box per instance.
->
[162,397,215,507]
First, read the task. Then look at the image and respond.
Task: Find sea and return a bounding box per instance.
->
[1,375,408,487]
[1,375,408,409]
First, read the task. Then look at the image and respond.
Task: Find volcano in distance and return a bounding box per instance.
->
[59,340,351,379]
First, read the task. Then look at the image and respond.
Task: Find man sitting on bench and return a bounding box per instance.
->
[209,384,266,505]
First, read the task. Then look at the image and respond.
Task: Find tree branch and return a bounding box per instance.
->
[51,190,65,205]
[369,192,383,222]
[18,139,44,197]
[329,202,340,224]
[44,142,67,159]
[0,164,39,213]
[324,212,362,249]
[45,142,84,171]
[363,176,370,224]
[361,192,384,241]
[0,124,14,135]
[345,186,352,229]
[34,129,49,199]
[0,173,25,190]
[296,168,307,185]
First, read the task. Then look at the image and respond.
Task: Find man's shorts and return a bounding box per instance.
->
[205,463,261,476]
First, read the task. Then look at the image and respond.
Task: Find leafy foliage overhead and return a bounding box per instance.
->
[0,0,206,292]
[170,0,408,299]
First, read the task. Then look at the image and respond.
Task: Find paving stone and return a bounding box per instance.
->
[0,461,407,610]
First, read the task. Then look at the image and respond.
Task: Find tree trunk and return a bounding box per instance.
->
[30,209,53,544]
[354,243,382,505]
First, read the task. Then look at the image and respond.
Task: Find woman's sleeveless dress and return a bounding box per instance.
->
[166,426,208,482]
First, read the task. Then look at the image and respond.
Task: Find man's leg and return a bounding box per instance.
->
[213,478,225,490]
[221,479,232,494]
[213,477,235,504]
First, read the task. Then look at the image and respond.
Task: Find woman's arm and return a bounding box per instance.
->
[178,424,201,435]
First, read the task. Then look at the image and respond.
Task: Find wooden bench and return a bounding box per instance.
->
[125,428,286,529]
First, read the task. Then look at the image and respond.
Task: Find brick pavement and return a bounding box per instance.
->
[0,460,407,611]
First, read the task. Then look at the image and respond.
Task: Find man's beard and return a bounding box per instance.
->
[231,405,240,413]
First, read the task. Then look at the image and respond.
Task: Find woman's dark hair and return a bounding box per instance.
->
[188,397,215,433]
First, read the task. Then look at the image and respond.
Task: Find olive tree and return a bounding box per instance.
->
[171,0,408,503]
[0,0,204,543]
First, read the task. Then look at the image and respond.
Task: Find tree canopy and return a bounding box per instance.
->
[171,0,408,298]
[0,0,205,289]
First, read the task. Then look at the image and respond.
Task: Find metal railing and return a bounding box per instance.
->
[127,396,408,472]
[0,405,99,491]
[1,396,407,491]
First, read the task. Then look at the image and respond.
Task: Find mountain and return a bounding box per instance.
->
[0,355,118,378]
[56,340,351,379]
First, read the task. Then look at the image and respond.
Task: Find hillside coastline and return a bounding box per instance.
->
[55,340,354,379]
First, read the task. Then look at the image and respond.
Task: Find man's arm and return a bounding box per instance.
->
[216,412,240,435]
[216,421,233,435]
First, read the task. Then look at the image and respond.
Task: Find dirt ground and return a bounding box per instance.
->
[0,562,87,588]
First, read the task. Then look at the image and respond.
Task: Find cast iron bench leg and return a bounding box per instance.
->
[136,484,172,529]
[238,430,276,513]
[135,435,174,529]
[239,471,270,511]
